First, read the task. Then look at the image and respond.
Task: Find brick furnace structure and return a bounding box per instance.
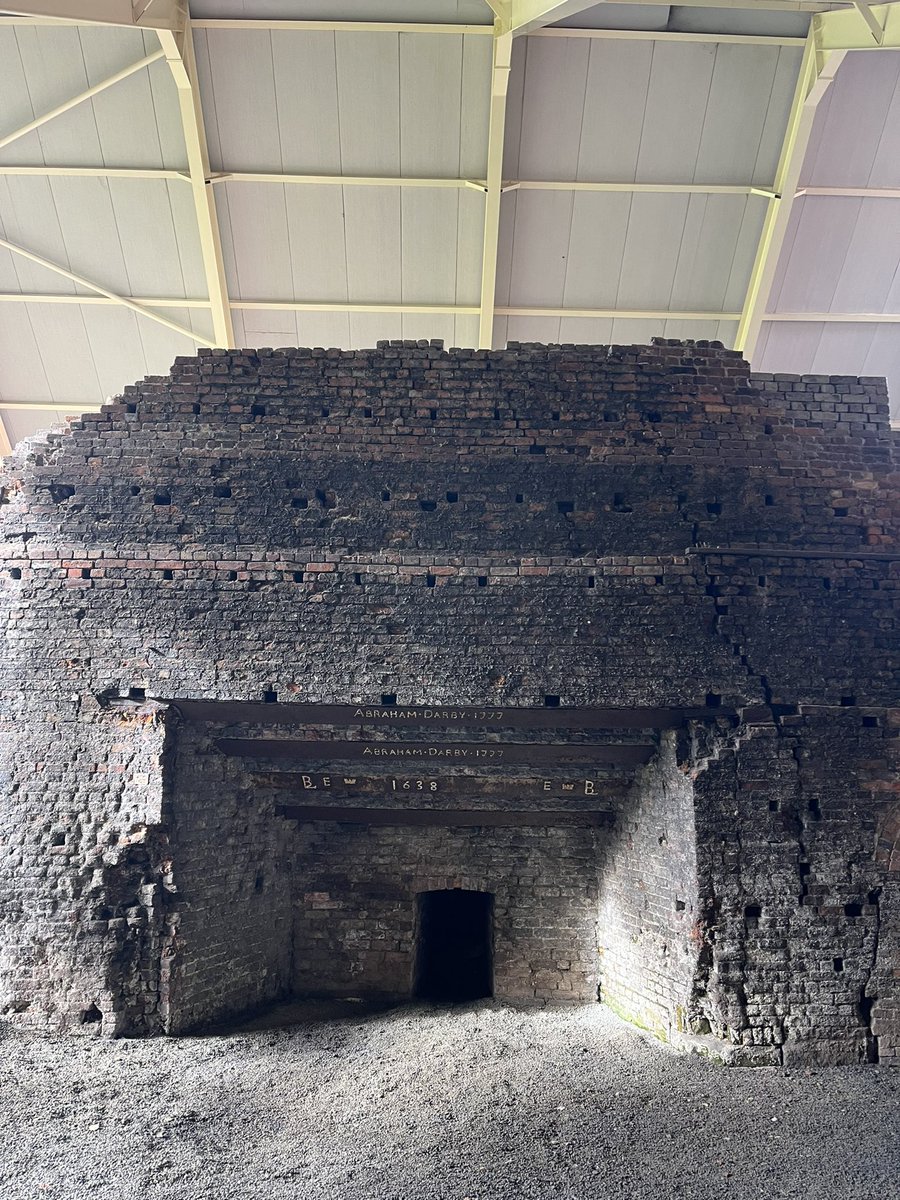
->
[0,339,897,1066]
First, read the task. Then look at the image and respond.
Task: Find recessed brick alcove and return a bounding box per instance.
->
[0,338,898,1066]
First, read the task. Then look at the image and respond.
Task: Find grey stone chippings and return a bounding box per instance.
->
[0,1002,898,1200]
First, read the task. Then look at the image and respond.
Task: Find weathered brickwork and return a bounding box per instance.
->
[0,339,897,1064]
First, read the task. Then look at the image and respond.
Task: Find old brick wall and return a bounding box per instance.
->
[159,719,294,1034]
[597,733,701,1043]
[290,822,600,1005]
[0,338,896,1060]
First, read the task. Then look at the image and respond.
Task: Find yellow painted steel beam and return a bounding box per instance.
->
[816,2,900,50]
[0,292,209,307]
[852,1,887,44]
[190,18,494,35]
[507,1,601,35]
[0,49,165,153]
[765,311,900,322]
[0,0,181,28]
[797,186,900,198]
[478,27,513,349]
[0,167,781,196]
[237,302,740,320]
[0,236,215,345]
[0,165,185,179]
[735,33,844,361]
[234,301,479,315]
[533,27,805,46]
[0,399,95,411]
[503,181,777,196]
[14,168,900,202]
[0,293,747,319]
[210,172,486,190]
[157,22,234,349]
[499,306,741,319]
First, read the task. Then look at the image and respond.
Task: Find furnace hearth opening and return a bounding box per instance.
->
[414,889,494,1002]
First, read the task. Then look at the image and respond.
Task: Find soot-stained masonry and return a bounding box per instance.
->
[0,338,897,1067]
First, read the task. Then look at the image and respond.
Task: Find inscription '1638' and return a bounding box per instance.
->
[291,774,606,796]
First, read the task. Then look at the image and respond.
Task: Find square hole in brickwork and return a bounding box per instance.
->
[9,568,21,579]
[381,693,397,705]
[765,495,775,506]
[674,899,686,912]
[493,408,501,420]
[823,577,832,590]
[125,403,137,414]
[292,571,304,583]
[844,902,863,918]
[706,502,722,515]
[420,500,437,512]
[363,407,372,418]
[192,404,201,415]
[769,800,779,812]
[833,957,844,973]
[862,715,879,728]
[544,695,560,707]
[130,486,141,496]
[251,404,266,417]
[587,576,595,589]
[354,573,362,586]
[446,491,458,504]
[263,690,277,703]
[515,494,524,504]
[557,500,574,514]
[321,407,330,417]
[529,444,546,455]
[833,506,849,517]
[705,693,722,708]
[291,496,308,509]
[477,576,487,587]
[841,695,856,706]
[426,573,436,588]
[381,489,391,502]
[154,492,171,506]
[214,485,232,499]
[162,569,173,580]
[744,905,762,921]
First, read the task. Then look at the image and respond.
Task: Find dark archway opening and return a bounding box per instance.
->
[414,889,494,1001]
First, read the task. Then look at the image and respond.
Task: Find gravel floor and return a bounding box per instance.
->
[1,1000,897,1200]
